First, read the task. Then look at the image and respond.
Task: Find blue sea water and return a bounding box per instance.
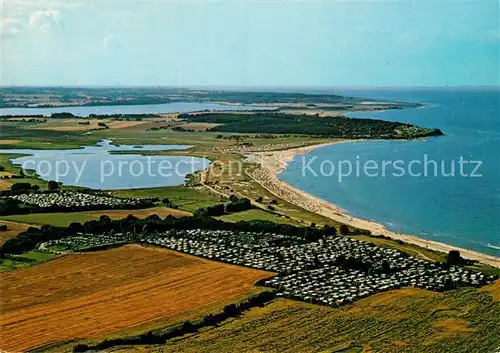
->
[279,87,500,256]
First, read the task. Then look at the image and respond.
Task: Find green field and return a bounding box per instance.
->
[0,118,323,150]
[0,123,96,149]
[0,251,57,272]
[348,234,446,262]
[218,208,299,225]
[0,207,189,227]
[0,212,106,227]
[112,186,223,212]
[0,154,51,190]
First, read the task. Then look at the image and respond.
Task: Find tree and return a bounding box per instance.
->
[145,214,161,222]
[0,198,21,215]
[0,165,5,172]
[223,303,239,317]
[225,197,251,213]
[181,320,197,333]
[334,254,347,267]
[51,112,75,119]
[323,224,337,236]
[142,223,154,234]
[68,222,83,233]
[346,256,361,270]
[381,260,391,273]
[73,344,90,352]
[99,215,111,224]
[313,255,321,267]
[203,314,216,326]
[339,224,350,235]
[446,250,462,265]
[48,180,60,191]
[10,182,33,193]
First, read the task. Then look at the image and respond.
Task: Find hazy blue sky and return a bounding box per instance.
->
[1,0,499,86]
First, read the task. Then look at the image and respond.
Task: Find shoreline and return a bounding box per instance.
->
[245,141,500,269]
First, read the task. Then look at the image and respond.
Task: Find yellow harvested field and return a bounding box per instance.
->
[27,118,149,131]
[28,119,100,131]
[178,122,221,131]
[0,220,32,244]
[433,318,473,338]
[0,245,273,352]
[0,178,12,191]
[85,206,191,219]
[482,279,500,300]
[0,139,22,145]
[106,120,150,129]
[0,171,15,177]
[158,114,178,119]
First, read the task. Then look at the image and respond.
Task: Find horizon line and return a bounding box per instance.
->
[1,85,499,89]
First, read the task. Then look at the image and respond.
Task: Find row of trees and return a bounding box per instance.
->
[0,212,337,256]
[9,182,40,193]
[73,291,276,352]
[193,195,252,217]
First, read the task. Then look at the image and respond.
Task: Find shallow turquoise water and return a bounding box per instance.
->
[279,88,500,256]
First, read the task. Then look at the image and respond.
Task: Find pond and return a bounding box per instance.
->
[0,140,210,190]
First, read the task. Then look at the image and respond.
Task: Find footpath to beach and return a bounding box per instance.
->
[245,142,500,269]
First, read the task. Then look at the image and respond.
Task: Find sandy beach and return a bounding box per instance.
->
[245,142,500,268]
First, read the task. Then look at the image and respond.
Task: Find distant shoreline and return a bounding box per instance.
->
[0,101,270,112]
[246,141,500,268]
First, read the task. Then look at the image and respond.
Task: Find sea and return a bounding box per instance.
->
[279,87,500,256]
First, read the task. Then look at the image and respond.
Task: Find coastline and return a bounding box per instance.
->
[245,141,500,269]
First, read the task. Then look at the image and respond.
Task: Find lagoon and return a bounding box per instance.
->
[0,102,272,117]
[0,140,210,190]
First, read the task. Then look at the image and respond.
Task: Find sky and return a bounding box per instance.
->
[1,0,499,86]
